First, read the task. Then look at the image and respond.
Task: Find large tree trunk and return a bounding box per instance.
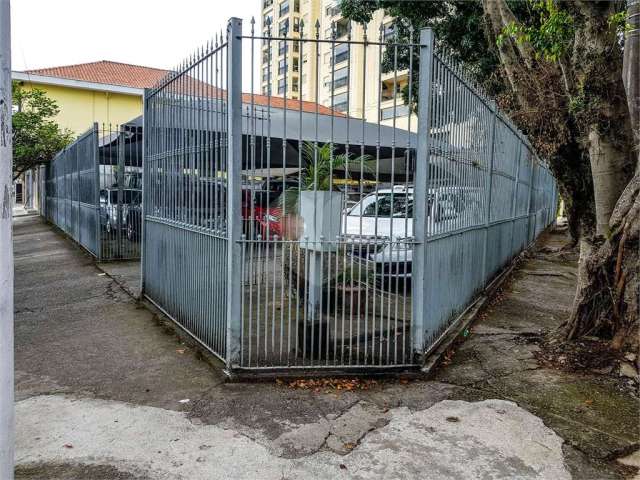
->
[483,0,638,350]
[566,175,639,351]
[587,127,633,236]
[566,0,640,350]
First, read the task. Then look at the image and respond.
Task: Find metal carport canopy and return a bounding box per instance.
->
[139,99,479,183]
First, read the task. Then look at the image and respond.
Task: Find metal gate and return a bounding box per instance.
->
[43,122,143,261]
[142,17,557,375]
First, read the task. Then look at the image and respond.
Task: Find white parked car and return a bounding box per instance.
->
[341,186,482,279]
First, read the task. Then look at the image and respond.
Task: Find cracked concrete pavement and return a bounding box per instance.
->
[16,395,571,480]
[13,215,639,479]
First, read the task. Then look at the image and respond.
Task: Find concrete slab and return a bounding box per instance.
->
[14,216,225,412]
[16,395,571,480]
[97,260,141,298]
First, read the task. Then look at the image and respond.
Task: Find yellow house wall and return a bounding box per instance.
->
[17,82,143,137]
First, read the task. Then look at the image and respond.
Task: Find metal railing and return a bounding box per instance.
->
[42,123,143,261]
[142,17,557,375]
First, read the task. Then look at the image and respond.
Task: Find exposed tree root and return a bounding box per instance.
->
[564,175,640,352]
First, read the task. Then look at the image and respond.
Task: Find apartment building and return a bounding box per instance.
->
[260,0,416,130]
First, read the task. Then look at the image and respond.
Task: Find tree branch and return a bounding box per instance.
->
[12,165,30,182]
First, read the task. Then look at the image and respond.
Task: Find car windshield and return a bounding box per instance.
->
[358,193,413,218]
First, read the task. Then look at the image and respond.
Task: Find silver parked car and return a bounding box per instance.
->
[99,188,142,235]
[341,186,482,279]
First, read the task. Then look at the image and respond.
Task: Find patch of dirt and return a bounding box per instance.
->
[535,336,639,396]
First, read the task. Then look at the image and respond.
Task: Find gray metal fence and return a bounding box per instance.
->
[43,123,143,261]
[142,18,557,375]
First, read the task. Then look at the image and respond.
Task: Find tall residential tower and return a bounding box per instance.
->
[260,0,415,130]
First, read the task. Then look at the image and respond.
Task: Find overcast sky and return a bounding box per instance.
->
[11,0,261,86]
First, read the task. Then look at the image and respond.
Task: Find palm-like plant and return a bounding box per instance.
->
[277,141,373,215]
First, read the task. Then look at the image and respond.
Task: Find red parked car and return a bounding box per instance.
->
[244,177,299,240]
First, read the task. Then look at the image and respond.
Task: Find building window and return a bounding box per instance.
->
[279,0,289,17]
[278,78,286,94]
[325,4,340,17]
[279,18,289,36]
[332,91,348,111]
[293,40,300,53]
[262,49,271,64]
[294,0,300,13]
[324,66,348,90]
[383,23,395,42]
[278,58,287,75]
[379,104,410,120]
[262,67,270,82]
[293,17,300,33]
[264,0,273,8]
[331,43,349,65]
[278,40,288,56]
[263,85,272,95]
[335,18,349,38]
[292,57,299,72]
[292,77,299,93]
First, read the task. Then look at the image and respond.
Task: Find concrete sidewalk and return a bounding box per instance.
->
[13,215,639,479]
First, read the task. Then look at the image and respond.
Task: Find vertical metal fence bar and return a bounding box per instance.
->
[481,103,497,284]
[116,125,124,259]
[411,27,434,360]
[93,123,102,261]
[226,17,243,370]
[141,90,149,293]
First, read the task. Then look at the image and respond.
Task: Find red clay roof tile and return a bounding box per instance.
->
[25,60,341,116]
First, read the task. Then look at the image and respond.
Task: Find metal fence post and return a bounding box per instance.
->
[526,157,535,245]
[116,125,125,259]
[412,27,434,361]
[140,89,149,295]
[0,1,14,475]
[481,104,497,285]
[93,122,102,261]
[510,139,521,254]
[226,17,243,370]
[75,139,80,246]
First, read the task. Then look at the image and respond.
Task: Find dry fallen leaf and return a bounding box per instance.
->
[282,378,379,392]
[176,349,186,354]
[63,444,73,449]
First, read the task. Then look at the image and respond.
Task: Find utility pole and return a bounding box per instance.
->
[0,0,14,478]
